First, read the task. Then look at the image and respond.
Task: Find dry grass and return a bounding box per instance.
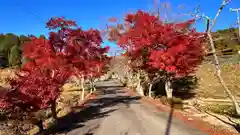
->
[0,68,17,87]
[0,68,90,109]
[201,104,236,117]
[58,82,90,117]
[1,60,239,101]
[196,62,240,99]
[0,68,91,135]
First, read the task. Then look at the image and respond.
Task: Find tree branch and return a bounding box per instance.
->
[200,0,240,115]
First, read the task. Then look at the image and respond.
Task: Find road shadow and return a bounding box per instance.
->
[164,100,186,135]
[153,76,199,100]
[193,105,240,134]
[164,103,174,135]
[95,84,127,95]
[95,85,125,89]
[204,111,240,133]
[172,76,199,100]
[40,84,141,135]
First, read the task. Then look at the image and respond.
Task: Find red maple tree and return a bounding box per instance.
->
[0,17,109,121]
[47,17,110,99]
[107,10,206,98]
[0,36,72,120]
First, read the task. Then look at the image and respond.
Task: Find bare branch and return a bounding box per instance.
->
[209,0,231,32]
[200,0,240,115]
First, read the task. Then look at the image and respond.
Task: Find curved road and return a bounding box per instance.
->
[47,80,207,135]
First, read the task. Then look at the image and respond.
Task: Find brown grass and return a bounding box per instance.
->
[58,82,90,114]
[196,63,240,99]
[0,68,90,135]
[0,68,17,87]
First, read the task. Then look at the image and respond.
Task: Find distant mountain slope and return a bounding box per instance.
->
[211,28,240,55]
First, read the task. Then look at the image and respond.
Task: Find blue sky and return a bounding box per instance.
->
[1,0,240,55]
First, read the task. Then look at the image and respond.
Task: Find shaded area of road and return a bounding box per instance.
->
[44,80,207,135]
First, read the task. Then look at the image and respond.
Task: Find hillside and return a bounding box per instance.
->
[211,28,240,55]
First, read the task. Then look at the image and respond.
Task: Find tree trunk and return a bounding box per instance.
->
[90,77,96,92]
[81,77,85,100]
[207,32,240,115]
[92,78,96,92]
[127,71,133,87]
[93,81,96,92]
[148,83,153,98]
[90,84,93,94]
[203,1,240,116]
[90,86,93,94]
[136,72,144,96]
[90,78,94,94]
[72,75,81,87]
[51,100,57,120]
[165,80,173,99]
[36,120,44,133]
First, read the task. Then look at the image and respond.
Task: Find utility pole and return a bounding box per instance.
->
[230,8,240,39]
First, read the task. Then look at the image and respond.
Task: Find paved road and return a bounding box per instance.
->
[47,80,207,135]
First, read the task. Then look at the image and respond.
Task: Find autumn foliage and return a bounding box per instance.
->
[0,69,70,110]
[107,10,206,79]
[0,17,109,113]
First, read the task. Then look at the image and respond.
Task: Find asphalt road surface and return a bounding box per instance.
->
[47,80,207,135]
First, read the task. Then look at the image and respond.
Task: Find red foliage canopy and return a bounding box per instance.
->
[23,37,69,71]
[46,17,110,77]
[109,10,206,78]
[0,69,70,110]
[0,35,72,110]
[0,17,110,111]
